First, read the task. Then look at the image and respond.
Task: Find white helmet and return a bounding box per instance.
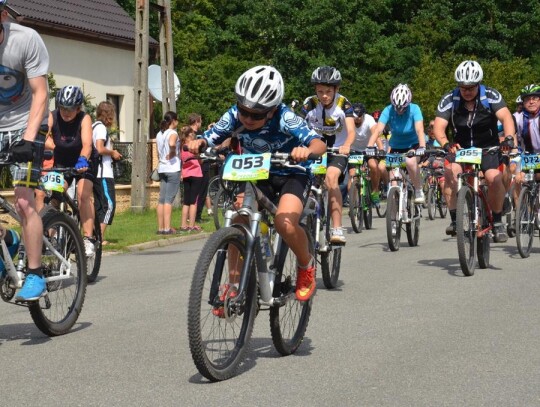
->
[235,65,284,110]
[390,84,412,110]
[455,60,483,85]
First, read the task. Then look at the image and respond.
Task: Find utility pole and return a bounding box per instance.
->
[157,0,176,113]
[131,0,150,212]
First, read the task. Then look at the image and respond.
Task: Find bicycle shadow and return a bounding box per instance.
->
[188,336,314,383]
[492,242,540,259]
[416,257,503,277]
[0,321,91,345]
[316,278,344,291]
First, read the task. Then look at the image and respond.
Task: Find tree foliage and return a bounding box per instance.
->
[117,0,540,125]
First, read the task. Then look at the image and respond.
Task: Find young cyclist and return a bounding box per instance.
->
[366,84,426,204]
[300,66,355,244]
[432,60,516,242]
[187,65,326,302]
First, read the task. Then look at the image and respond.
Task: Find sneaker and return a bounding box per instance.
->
[15,274,46,302]
[330,228,346,244]
[493,222,508,243]
[212,283,238,318]
[414,189,425,204]
[370,191,380,205]
[207,208,213,216]
[446,221,457,236]
[296,264,316,301]
[84,237,95,257]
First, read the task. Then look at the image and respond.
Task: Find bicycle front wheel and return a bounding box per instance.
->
[456,187,477,276]
[386,187,401,251]
[348,181,363,233]
[187,227,257,382]
[427,186,436,220]
[406,189,420,247]
[477,191,490,269]
[438,185,448,218]
[376,181,387,218]
[516,186,534,258]
[86,216,102,283]
[29,211,87,336]
[270,224,314,355]
[362,182,373,230]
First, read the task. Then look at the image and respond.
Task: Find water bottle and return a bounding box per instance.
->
[260,220,272,258]
[0,229,20,277]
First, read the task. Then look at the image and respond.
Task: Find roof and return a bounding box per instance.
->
[6,0,153,47]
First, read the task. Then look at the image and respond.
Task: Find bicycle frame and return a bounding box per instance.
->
[457,163,492,237]
[387,164,415,223]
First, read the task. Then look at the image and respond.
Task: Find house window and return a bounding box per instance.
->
[106,94,122,140]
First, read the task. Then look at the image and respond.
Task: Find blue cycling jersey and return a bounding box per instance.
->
[380,103,423,149]
[202,103,322,175]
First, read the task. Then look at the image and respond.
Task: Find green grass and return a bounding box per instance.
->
[103,208,215,252]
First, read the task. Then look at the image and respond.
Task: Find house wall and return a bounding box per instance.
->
[41,35,136,142]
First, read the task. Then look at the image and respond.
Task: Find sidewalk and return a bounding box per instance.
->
[123,231,211,252]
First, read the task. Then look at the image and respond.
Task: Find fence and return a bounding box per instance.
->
[110,140,156,184]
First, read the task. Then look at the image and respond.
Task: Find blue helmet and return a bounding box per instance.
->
[56,85,84,108]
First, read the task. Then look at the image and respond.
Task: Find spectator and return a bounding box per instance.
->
[156,111,180,235]
[92,101,123,245]
[180,126,203,231]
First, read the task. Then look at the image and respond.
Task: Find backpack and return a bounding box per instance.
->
[452,84,491,112]
[92,121,109,177]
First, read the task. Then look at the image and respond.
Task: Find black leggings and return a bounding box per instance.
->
[183,176,203,206]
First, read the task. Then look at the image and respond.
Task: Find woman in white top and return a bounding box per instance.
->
[156,111,180,234]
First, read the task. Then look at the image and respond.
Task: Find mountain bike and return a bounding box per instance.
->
[424,150,447,220]
[188,150,317,382]
[307,149,343,289]
[348,150,386,233]
[0,158,87,336]
[455,146,500,276]
[385,151,423,251]
[41,169,102,283]
[515,153,540,258]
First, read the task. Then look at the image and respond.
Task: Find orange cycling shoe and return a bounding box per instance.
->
[295,264,316,301]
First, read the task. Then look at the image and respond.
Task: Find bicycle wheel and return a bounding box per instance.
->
[29,211,87,336]
[207,175,221,203]
[456,187,477,276]
[86,216,102,283]
[516,186,534,258]
[321,192,342,289]
[505,185,516,238]
[437,185,448,218]
[406,189,420,247]
[427,186,436,220]
[270,224,314,355]
[477,193,490,269]
[386,187,401,251]
[212,188,235,230]
[348,181,363,233]
[376,182,387,218]
[187,227,257,382]
[363,182,373,230]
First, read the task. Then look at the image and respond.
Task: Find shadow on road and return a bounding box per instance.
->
[0,321,91,345]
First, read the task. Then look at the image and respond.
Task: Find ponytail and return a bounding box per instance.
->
[160,111,178,132]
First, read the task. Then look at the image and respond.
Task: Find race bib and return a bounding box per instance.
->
[521,154,540,171]
[309,153,327,175]
[222,153,271,181]
[455,148,482,164]
[385,153,406,169]
[348,154,364,165]
[41,171,65,192]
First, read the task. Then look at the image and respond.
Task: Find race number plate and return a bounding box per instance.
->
[222,153,271,181]
[521,154,540,171]
[41,171,65,192]
[455,148,482,164]
[309,153,327,175]
[348,154,364,165]
[385,153,406,169]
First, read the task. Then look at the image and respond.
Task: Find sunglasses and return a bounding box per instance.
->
[459,85,477,92]
[236,105,270,121]
[59,105,78,112]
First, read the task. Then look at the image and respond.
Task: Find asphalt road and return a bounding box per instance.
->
[2,213,540,407]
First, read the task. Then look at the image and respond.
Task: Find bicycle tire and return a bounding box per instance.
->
[477,192,490,269]
[427,187,436,220]
[207,175,221,203]
[506,185,516,238]
[270,224,314,355]
[437,185,448,218]
[376,182,387,218]
[386,187,401,251]
[456,187,476,276]
[321,189,341,289]
[87,216,102,283]
[363,181,373,230]
[212,188,234,230]
[516,186,534,258]
[187,227,257,382]
[406,189,420,247]
[29,211,87,336]
[348,182,363,233]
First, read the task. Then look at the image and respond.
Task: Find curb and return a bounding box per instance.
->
[125,232,211,252]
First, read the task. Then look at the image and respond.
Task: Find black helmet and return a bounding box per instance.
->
[311,66,342,86]
[520,84,540,98]
[352,103,366,117]
[56,85,84,108]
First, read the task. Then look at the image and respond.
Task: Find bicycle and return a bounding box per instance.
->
[454,146,501,276]
[423,150,448,220]
[41,169,102,283]
[188,150,317,381]
[307,148,344,289]
[385,151,423,251]
[0,158,87,336]
[515,152,540,258]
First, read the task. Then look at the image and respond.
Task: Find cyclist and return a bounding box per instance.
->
[299,66,355,244]
[432,60,516,242]
[46,85,97,256]
[348,103,385,203]
[187,65,326,302]
[0,0,49,301]
[366,84,426,204]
